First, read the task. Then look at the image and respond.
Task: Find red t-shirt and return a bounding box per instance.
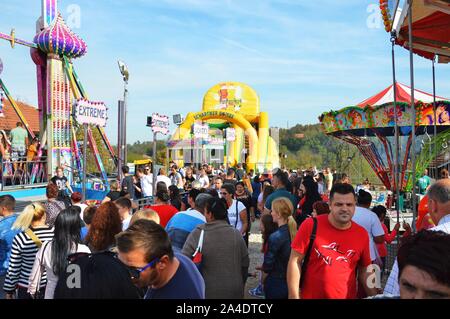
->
[291,214,371,299]
[145,205,178,228]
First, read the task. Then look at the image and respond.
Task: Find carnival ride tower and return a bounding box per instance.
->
[0,0,116,185]
[32,0,87,177]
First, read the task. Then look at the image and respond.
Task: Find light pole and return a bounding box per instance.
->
[117,60,129,182]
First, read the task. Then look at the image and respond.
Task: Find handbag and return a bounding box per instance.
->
[192,229,204,271]
[30,241,49,299]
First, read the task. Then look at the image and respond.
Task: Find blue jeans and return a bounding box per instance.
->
[264,275,288,299]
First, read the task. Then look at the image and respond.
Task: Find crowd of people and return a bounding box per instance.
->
[0,162,449,300]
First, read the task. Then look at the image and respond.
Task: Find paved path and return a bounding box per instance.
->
[13,195,46,213]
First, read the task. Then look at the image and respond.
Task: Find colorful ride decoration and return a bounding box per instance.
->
[0,0,116,188]
[409,127,450,191]
[169,82,280,171]
[384,0,450,62]
[319,82,449,191]
[379,0,394,32]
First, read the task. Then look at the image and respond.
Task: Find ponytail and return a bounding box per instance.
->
[287,216,298,242]
[12,203,46,231]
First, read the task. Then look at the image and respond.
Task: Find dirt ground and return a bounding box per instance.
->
[244,219,263,299]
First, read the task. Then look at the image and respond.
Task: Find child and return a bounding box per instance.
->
[248,214,278,298]
[372,205,411,275]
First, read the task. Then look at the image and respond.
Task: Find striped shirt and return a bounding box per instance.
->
[3,226,54,293]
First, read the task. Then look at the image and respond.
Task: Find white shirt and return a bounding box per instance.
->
[140,174,153,197]
[170,172,183,188]
[317,182,325,195]
[122,215,132,231]
[383,214,450,296]
[257,193,263,204]
[197,175,209,188]
[227,199,246,232]
[74,203,88,220]
[28,241,91,299]
[352,206,385,261]
[156,175,172,190]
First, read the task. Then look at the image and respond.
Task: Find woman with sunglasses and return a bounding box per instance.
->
[182,197,249,299]
[28,206,90,299]
[3,203,53,299]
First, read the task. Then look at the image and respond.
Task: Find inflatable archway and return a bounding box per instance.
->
[169,82,279,171]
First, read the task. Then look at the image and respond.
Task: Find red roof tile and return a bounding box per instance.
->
[0,99,40,133]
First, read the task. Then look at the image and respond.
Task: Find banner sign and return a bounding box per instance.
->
[193,123,209,139]
[226,127,236,141]
[74,99,108,127]
[151,113,170,135]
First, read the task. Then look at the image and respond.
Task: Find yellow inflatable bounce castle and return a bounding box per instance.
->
[168,82,280,172]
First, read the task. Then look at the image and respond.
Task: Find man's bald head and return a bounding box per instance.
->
[427,179,450,225]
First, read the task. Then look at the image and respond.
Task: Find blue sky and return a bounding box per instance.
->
[1,0,449,144]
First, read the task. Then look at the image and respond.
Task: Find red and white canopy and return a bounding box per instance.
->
[392,0,450,62]
[357,82,448,107]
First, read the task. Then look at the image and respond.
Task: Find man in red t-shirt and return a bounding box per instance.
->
[287,183,377,299]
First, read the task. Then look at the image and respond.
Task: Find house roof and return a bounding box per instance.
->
[0,99,40,133]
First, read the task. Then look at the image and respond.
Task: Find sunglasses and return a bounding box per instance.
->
[126,257,160,280]
[220,192,229,195]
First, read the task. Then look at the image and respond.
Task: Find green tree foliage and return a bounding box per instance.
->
[75,125,115,175]
[279,124,378,184]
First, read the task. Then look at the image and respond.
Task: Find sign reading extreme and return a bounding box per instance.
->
[74,99,108,127]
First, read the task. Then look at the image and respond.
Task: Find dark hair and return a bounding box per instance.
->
[205,197,229,221]
[71,192,82,203]
[372,205,387,219]
[51,206,84,276]
[330,183,356,201]
[235,181,245,189]
[188,188,201,202]
[46,183,59,199]
[83,206,97,225]
[262,185,275,203]
[253,175,261,184]
[227,168,235,177]
[274,169,290,186]
[357,189,372,206]
[115,197,132,210]
[121,165,129,174]
[205,189,219,198]
[156,181,168,193]
[156,190,170,202]
[0,195,16,212]
[260,214,278,247]
[168,185,180,198]
[301,178,322,215]
[54,251,141,299]
[398,230,450,288]
[221,183,235,195]
[85,202,122,252]
[312,201,330,215]
[116,220,174,263]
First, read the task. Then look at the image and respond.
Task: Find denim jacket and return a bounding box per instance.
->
[0,214,20,276]
[262,224,291,279]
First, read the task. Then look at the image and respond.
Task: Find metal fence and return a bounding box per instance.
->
[1,158,48,191]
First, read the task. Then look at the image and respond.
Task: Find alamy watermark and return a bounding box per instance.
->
[66,4,81,29]
[366,4,383,29]
[66,264,81,289]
